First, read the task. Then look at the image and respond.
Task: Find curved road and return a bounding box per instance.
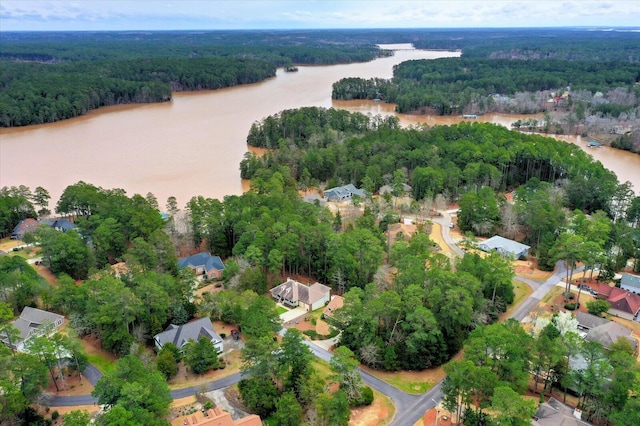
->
[45,218,569,426]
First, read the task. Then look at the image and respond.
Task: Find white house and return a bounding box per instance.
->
[478,235,530,259]
[1,307,64,352]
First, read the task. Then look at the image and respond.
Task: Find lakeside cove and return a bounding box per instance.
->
[1,46,638,207]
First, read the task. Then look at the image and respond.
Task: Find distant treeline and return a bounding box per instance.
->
[2,28,638,127]
[0,31,387,127]
[0,57,277,126]
[0,30,386,62]
[333,58,640,115]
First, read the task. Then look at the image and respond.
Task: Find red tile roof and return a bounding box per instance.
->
[594,284,640,316]
[594,282,614,297]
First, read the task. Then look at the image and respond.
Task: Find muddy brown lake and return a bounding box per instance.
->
[1,45,638,209]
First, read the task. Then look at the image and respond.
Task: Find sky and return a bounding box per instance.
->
[1,1,639,31]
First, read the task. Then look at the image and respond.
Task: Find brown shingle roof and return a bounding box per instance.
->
[271,279,330,306]
[323,295,344,318]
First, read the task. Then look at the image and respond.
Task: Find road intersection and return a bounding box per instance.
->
[45,213,569,426]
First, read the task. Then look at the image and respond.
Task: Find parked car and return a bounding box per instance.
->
[230,329,240,340]
[577,283,598,295]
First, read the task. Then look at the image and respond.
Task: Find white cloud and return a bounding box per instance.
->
[0,0,638,31]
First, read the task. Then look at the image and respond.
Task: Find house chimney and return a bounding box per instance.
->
[573,408,582,420]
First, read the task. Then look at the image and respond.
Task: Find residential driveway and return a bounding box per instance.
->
[280,307,307,323]
[313,333,341,351]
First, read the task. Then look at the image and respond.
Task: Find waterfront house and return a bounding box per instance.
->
[10,218,39,240]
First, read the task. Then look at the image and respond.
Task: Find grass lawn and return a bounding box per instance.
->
[361,366,445,395]
[312,357,333,379]
[276,306,288,315]
[309,307,325,321]
[80,335,118,375]
[542,286,564,304]
[500,279,534,320]
[87,353,116,374]
[7,246,41,259]
[382,376,432,394]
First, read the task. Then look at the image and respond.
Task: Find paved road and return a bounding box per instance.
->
[432,210,465,258]
[45,220,573,426]
[44,371,246,407]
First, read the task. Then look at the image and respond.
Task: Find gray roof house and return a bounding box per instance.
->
[324,184,365,202]
[575,312,638,354]
[153,317,223,353]
[533,397,591,426]
[1,307,64,352]
[10,218,39,240]
[178,252,225,280]
[478,235,530,259]
[620,273,640,294]
[575,311,610,330]
[40,218,78,233]
[587,321,638,354]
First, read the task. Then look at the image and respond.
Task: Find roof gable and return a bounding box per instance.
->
[11,218,39,237]
[607,287,640,315]
[323,295,344,317]
[271,279,330,305]
[20,307,64,326]
[586,321,636,351]
[575,311,609,329]
[4,307,64,343]
[324,184,365,200]
[154,317,221,348]
[533,398,590,426]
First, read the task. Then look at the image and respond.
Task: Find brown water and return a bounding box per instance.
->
[1,45,638,210]
[344,99,640,193]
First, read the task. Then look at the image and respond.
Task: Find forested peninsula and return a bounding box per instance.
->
[2,104,640,424]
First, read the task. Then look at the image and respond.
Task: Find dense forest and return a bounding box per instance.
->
[242,107,640,272]
[2,28,639,129]
[243,107,620,213]
[0,30,387,127]
[332,58,640,115]
[0,57,276,126]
